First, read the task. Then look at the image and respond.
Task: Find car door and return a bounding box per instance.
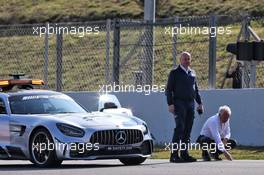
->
[0,97,10,145]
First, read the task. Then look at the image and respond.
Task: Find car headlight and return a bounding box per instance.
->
[56,123,85,137]
[141,123,149,135]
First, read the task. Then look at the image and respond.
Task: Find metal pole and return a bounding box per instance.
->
[221,20,243,89]
[248,25,261,88]
[112,19,120,85]
[105,19,111,84]
[144,0,156,22]
[56,32,63,92]
[44,22,49,89]
[143,0,155,85]
[250,62,256,88]
[172,17,179,68]
[208,15,217,89]
[241,16,251,88]
[248,26,261,41]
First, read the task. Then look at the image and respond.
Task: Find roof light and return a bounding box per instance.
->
[32,80,44,85]
[0,81,9,86]
[0,78,44,91]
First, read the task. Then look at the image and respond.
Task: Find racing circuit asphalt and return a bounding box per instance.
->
[0,159,263,175]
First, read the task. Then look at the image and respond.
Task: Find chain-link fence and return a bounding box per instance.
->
[217,16,264,88]
[0,24,45,82]
[251,17,264,88]
[0,21,109,91]
[110,17,211,90]
[0,15,264,91]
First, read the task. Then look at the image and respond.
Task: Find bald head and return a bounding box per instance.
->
[180,51,191,69]
[181,51,191,58]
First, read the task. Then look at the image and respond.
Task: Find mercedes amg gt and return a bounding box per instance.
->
[0,76,153,167]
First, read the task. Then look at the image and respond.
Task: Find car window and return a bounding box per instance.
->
[9,94,87,114]
[0,98,7,114]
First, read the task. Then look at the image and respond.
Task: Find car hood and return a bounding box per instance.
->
[44,112,141,128]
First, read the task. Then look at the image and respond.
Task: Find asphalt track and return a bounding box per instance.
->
[0,159,263,175]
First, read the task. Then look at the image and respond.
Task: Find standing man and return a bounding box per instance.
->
[196,105,237,161]
[166,51,204,163]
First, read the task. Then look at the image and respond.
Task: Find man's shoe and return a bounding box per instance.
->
[214,155,222,161]
[202,150,211,161]
[210,153,222,161]
[181,155,197,162]
[214,156,222,161]
[170,155,184,163]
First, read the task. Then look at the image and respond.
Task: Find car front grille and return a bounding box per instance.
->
[90,129,143,145]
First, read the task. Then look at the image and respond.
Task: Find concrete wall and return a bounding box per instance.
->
[67,89,264,146]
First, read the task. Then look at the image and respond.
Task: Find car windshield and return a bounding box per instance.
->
[9,94,87,114]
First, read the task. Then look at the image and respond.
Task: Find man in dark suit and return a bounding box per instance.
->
[166,51,204,163]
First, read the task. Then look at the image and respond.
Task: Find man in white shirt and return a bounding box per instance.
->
[196,105,237,161]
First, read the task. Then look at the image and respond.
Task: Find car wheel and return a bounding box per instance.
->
[29,128,63,167]
[119,157,147,165]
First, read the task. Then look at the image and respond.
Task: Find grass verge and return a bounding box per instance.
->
[151,146,264,160]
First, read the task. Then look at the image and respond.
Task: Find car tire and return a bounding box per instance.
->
[29,128,63,167]
[119,157,147,165]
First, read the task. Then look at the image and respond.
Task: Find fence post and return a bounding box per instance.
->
[241,15,251,88]
[43,22,49,89]
[56,32,63,92]
[208,15,217,89]
[246,18,256,88]
[105,19,111,85]
[112,19,120,85]
[172,17,179,68]
[142,22,154,86]
[143,0,155,85]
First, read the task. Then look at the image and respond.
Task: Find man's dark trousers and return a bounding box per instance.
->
[172,99,195,158]
[196,135,237,156]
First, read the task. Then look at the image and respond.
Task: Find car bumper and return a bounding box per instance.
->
[54,139,153,160]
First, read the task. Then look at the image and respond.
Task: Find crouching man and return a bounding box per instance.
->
[196,105,237,161]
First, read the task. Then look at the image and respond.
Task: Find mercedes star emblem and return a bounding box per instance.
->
[115,131,127,145]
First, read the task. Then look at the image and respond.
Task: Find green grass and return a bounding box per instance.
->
[0,0,264,24]
[152,146,264,160]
